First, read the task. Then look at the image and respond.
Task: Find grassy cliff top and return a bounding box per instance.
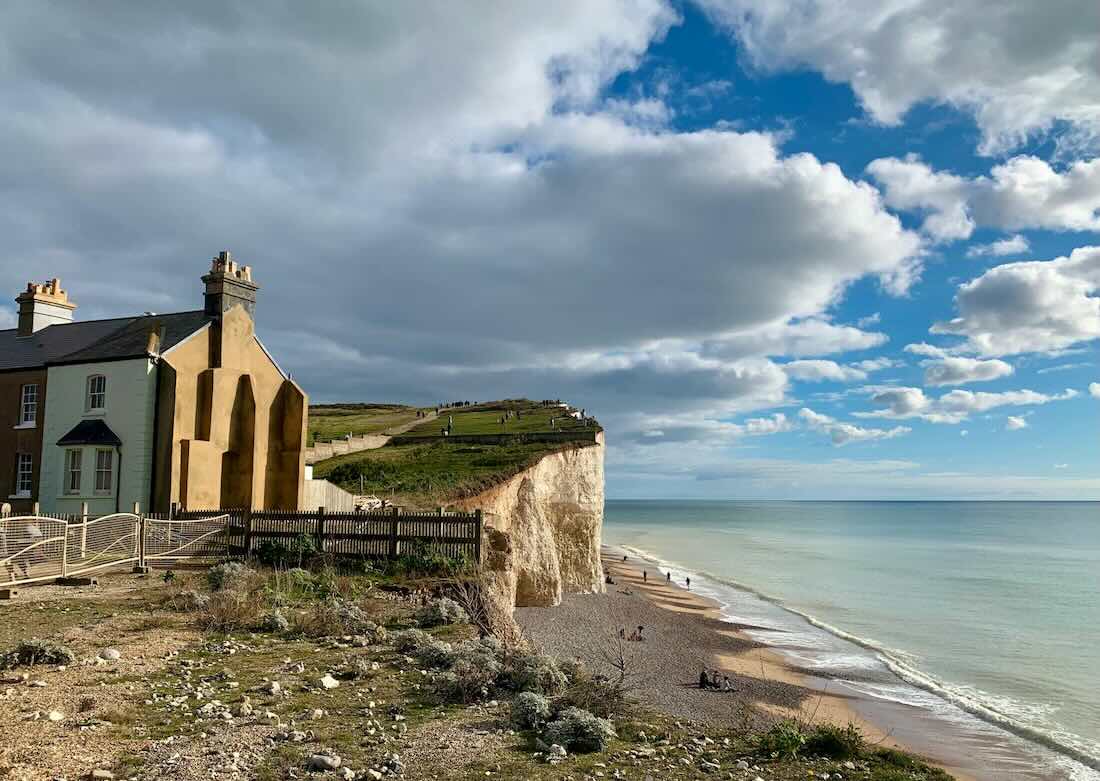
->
[310,399,600,508]
[308,403,425,442]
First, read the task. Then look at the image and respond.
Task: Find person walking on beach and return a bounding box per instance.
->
[686,576,691,589]
[642,570,647,582]
[636,625,645,641]
[666,571,671,582]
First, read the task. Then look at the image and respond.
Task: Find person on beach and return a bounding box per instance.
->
[699,668,709,689]
[643,570,647,582]
[666,571,671,582]
[605,573,615,585]
[637,625,645,641]
[686,576,691,589]
[619,627,626,640]
[722,675,733,692]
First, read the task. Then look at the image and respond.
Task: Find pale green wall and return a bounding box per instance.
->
[40,359,157,515]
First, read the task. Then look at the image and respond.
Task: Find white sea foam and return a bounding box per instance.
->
[614,542,1100,778]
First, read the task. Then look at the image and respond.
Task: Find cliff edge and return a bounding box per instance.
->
[452,432,605,642]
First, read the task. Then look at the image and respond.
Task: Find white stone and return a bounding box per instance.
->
[98,648,122,661]
[307,754,341,770]
[46,710,64,722]
[319,674,340,690]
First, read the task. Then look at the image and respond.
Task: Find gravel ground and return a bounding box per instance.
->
[515,550,811,729]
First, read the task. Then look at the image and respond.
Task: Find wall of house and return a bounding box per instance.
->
[154,306,306,512]
[0,368,47,513]
[39,359,157,515]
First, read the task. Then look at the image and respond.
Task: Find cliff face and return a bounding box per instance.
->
[452,433,605,642]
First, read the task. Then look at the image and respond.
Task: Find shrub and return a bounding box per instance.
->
[501,650,568,695]
[391,628,431,654]
[805,722,864,759]
[511,692,551,730]
[255,535,319,568]
[259,609,290,633]
[543,707,616,753]
[170,589,209,612]
[756,719,806,759]
[199,590,263,633]
[430,638,503,703]
[416,597,469,628]
[415,639,456,669]
[0,640,77,669]
[206,561,254,592]
[554,671,633,720]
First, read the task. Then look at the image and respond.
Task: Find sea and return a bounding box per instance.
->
[603,500,1100,781]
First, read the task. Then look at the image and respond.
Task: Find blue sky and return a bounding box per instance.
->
[1,1,1097,499]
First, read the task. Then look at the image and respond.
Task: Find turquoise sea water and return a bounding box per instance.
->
[604,500,1100,780]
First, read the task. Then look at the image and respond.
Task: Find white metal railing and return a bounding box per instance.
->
[0,512,231,587]
[143,515,230,562]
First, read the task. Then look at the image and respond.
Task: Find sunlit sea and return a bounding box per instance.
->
[604,500,1100,780]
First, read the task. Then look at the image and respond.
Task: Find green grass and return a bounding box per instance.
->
[308,403,424,442]
[401,399,598,438]
[314,439,595,507]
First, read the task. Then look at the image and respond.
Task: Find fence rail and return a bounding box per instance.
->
[1,506,482,588]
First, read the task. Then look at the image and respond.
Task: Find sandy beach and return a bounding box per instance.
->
[516,546,979,781]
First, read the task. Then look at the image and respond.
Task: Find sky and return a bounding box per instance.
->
[1,0,1098,500]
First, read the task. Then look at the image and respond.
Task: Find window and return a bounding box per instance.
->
[19,384,37,425]
[15,453,32,497]
[65,448,82,494]
[86,374,106,411]
[94,449,114,494]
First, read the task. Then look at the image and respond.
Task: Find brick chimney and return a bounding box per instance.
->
[202,250,259,320]
[15,279,76,336]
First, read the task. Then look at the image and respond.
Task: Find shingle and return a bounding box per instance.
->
[50,311,209,365]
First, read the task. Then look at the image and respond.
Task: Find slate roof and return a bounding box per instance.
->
[0,310,210,372]
[56,419,123,447]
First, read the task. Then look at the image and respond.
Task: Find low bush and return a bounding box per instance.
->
[511,691,551,730]
[543,707,616,753]
[417,597,469,628]
[415,639,456,669]
[258,609,290,633]
[169,589,209,612]
[756,719,807,759]
[500,650,568,696]
[554,671,632,720]
[391,628,431,654]
[255,534,319,568]
[206,561,254,592]
[199,590,263,633]
[0,639,77,669]
[805,722,864,759]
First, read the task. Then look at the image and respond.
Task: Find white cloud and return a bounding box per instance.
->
[1036,362,1092,374]
[695,0,1100,156]
[702,318,889,361]
[784,360,867,383]
[1005,416,1028,430]
[960,429,969,437]
[967,234,1030,259]
[744,413,794,435]
[856,312,881,328]
[799,407,910,446]
[932,246,1100,356]
[904,342,949,358]
[859,386,1078,424]
[867,155,1100,241]
[1090,383,1100,399]
[922,356,1014,387]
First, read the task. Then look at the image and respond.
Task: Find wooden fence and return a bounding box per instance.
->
[174,506,482,563]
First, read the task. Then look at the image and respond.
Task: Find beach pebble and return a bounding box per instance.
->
[307,753,341,770]
[98,648,122,661]
[320,674,340,689]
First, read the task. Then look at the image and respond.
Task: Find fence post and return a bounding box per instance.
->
[316,506,326,554]
[242,507,253,558]
[474,509,483,563]
[61,518,69,578]
[389,506,400,558]
[80,502,88,558]
[32,501,40,515]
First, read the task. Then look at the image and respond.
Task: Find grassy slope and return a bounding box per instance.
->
[313,439,592,507]
[308,403,423,442]
[401,399,598,437]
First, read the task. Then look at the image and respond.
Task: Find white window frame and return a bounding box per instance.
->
[18,384,37,426]
[64,448,82,495]
[94,448,114,495]
[14,453,33,497]
[86,374,106,413]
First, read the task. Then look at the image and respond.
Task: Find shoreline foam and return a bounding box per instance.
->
[615,541,1100,781]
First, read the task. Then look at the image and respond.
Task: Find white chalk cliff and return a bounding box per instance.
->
[453,433,605,642]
